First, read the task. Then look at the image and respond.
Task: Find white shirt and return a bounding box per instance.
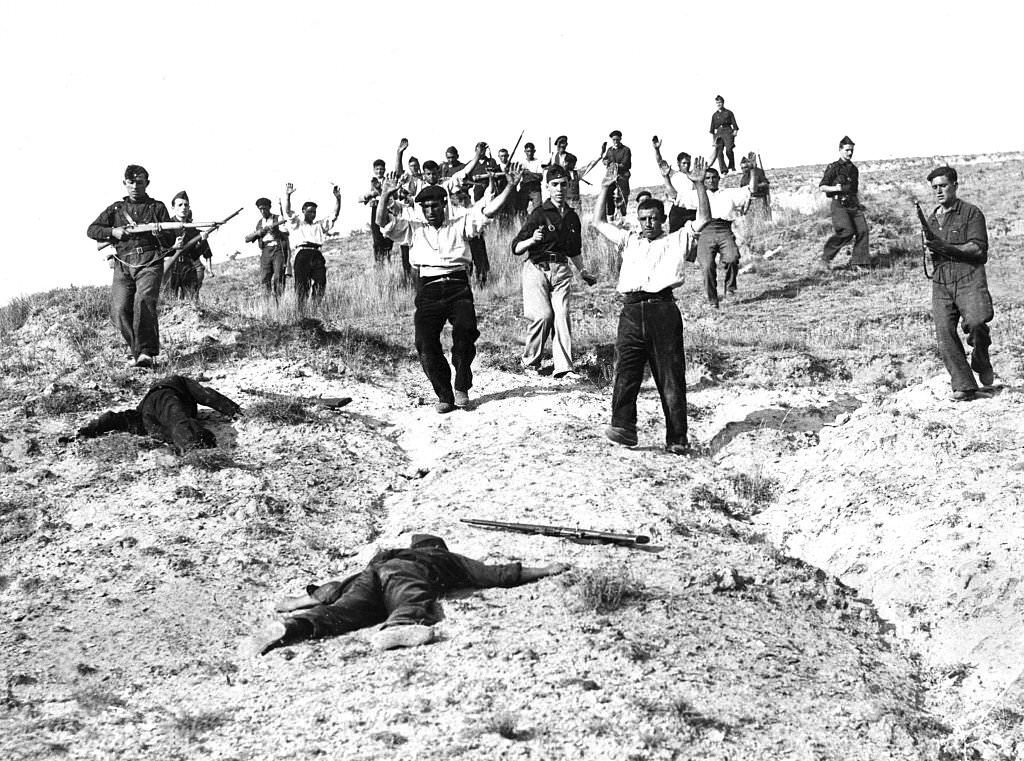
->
[381,206,489,275]
[285,212,335,247]
[667,171,700,209]
[595,221,695,294]
[706,187,751,222]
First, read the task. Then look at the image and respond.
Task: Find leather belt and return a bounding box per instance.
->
[421,272,468,286]
[124,246,160,256]
[623,288,675,304]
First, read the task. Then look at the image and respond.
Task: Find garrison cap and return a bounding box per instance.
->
[714,94,724,101]
[171,190,189,204]
[546,165,568,182]
[124,164,149,180]
[415,185,448,205]
[609,130,622,138]
[255,197,272,208]
[839,135,855,147]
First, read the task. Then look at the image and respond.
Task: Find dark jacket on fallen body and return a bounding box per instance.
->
[75,375,241,453]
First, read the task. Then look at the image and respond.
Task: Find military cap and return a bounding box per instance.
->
[839,135,855,147]
[714,94,724,101]
[609,130,622,138]
[124,164,149,180]
[171,190,189,204]
[546,165,568,182]
[555,135,568,144]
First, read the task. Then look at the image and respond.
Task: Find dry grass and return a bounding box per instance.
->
[566,563,645,613]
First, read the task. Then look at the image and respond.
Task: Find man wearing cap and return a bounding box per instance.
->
[593,158,712,455]
[244,197,290,298]
[283,182,341,308]
[696,166,754,308]
[520,142,546,214]
[819,136,871,268]
[164,191,213,301]
[377,164,522,412]
[243,533,570,656]
[603,131,632,218]
[87,164,176,368]
[361,159,394,266]
[653,138,699,233]
[924,165,996,401]
[511,165,598,381]
[709,95,739,175]
[548,135,571,168]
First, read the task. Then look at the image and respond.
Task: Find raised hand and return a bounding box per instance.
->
[332,184,341,199]
[284,182,295,196]
[398,137,409,152]
[380,171,401,195]
[505,162,524,188]
[686,156,707,184]
[652,136,662,149]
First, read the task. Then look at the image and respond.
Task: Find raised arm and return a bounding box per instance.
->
[376,173,402,229]
[686,156,712,231]
[283,183,295,217]
[394,138,409,174]
[482,164,522,218]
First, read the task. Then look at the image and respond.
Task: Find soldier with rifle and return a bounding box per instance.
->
[244,197,290,299]
[819,136,871,269]
[242,533,569,656]
[87,164,177,368]
[918,166,996,401]
[164,191,213,301]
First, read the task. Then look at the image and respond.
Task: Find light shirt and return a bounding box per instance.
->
[520,158,545,187]
[257,215,282,245]
[595,221,695,294]
[706,187,751,222]
[667,171,700,209]
[285,211,335,247]
[382,206,490,275]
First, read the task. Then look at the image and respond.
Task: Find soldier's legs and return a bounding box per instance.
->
[850,209,870,265]
[521,263,554,368]
[288,567,388,639]
[259,247,276,294]
[696,234,721,307]
[548,263,574,375]
[958,270,995,384]
[110,262,137,355]
[823,201,854,262]
[615,177,630,217]
[133,262,162,358]
[932,281,976,392]
[377,558,442,628]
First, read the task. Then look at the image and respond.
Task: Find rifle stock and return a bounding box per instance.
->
[461,518,649,546]
[914,201,937,241]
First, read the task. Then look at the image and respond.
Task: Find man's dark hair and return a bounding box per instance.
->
[705,167,721,179]
[124,164,149,180]
[255,197,272,208]
[524,142,535,150]
[637,198,666,220]
[422,160,440,172]
[372,159,386,169]
[445,146,459,158]
[301,201,318,212]
[676,152,691,163]
[927,166,958,184]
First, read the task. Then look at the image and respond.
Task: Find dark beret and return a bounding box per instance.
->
[546,165,568,182]
[609,130,622,139]
[555,135,567,144]
[415,185,448,205]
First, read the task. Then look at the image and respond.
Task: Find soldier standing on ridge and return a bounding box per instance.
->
[709,95,739,175]
[87,164,176,368]
[819,136,871,269]
[282,182,341,309]
[244,197,290,299]
[164,191,213,301]
[603,130,632,218]
[923,165,997,401]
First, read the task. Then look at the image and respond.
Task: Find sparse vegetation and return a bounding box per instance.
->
[566,563,645,613]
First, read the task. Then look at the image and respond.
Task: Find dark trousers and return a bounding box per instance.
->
[110,258,162,359]
[712,132,736,173]
[611,298,688,447]
[605,176,630,217]
[140,388,216,453]
[370,205,393,265]
[932,265,994,391]
[400,245,413,285]
[163,257,202,300]
[293,248,326,308]
[414,277,479,404]
[288,558,440,640]
[259,244,287,297]
[823,200,870,265]
[696,225,740,306]
[468,236,489,285]
[668,206,697,234]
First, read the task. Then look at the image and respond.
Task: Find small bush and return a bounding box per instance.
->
[728,470,781,506]
[246,398,316,425]
[483,711,526,741]
[567,564,645,613]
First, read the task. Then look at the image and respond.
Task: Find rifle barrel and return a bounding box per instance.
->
[461,518,649,545]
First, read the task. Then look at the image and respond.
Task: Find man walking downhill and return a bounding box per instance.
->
[696,166,753,308]
[283,182,341,309]
[593,157,712,455]
[164,191,213,301]
[819,136,871,269]
[924,165,997,401]
[510,165,598,381]
[377,165,521,412]
[87,164,176,368]
[245,197,290,298]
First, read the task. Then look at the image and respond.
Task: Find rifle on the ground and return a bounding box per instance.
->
[162,207,245,272]
[240,387,352,409]
[914,200,937,279]
[461,518,650,547]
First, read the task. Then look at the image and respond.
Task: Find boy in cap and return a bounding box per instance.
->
[243,534,569,655]
[282,182,342,308]
[511,165,598,381]
[87,164,176,368]
[819,136,871,268]
[244,197,290,298]
[377,164,523,412]
[603,130,632,218]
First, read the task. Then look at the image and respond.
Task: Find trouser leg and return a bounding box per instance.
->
[449,286,479,393]
[932,280,977,391]
[713,139,726,174]
[521,264,554,368]
[719,231,740,293]
[400,245,412,283]
[645,301,688,447]
[377,559,441,628]
[469,237,489,285]
[615,177,629,217]
[850,209,870,265]
[823,201,854,261]
[110,262,137,355]
[414,286,455,404]
[696,234,720,306]
[610,303,646,434]
[289,567,387,639]
[548,263,574,374]
[725,144,736,172]
[958,269,995,382]
[310,253,326,305]
[259,248,275,293]
[133,262,162,357]
[293,250,312,307]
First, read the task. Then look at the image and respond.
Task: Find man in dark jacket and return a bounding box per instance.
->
[69,375,241,453]
[87,164,176,368]
[245,197,290,298]
[163,191,213,301]
[243,534,569,655]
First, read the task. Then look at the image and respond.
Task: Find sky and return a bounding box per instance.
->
[2,0,1021,306]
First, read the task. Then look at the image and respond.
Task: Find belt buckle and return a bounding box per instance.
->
[134,246,146,255]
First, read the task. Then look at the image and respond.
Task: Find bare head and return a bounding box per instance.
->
[636,198,666,240]
[927,166,959,207]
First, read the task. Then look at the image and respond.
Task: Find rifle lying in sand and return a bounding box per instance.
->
[240,387,352,409]
[914,201,937,279]
[461,518,650,547]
